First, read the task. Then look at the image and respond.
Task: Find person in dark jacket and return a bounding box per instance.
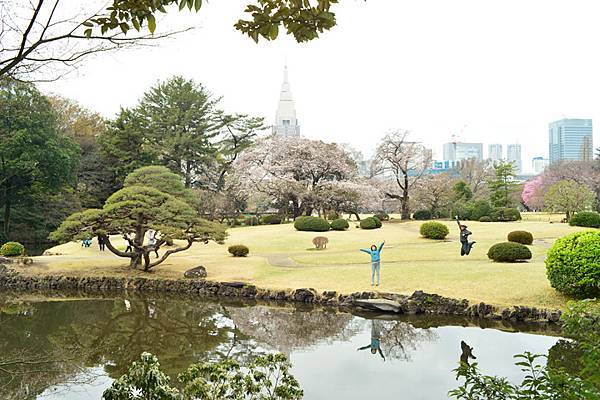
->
[455,216,475,256]
[97,235,106,252]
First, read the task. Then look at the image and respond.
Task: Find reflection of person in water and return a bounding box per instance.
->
[358,320,386,361]
[460,340,476,365]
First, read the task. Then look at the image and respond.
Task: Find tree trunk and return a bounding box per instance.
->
[401,173,410,220]
[2,186,10,240]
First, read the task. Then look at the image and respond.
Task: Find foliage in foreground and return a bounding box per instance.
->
[102,352,303,400]
[450,299,600,399]
[569,212,600,228]
[0,242,25,257]
[546,231,600,298]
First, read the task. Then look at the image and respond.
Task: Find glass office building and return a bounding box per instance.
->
[549,119,593,163]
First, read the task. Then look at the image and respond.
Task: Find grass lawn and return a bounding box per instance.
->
[18,213,588,310]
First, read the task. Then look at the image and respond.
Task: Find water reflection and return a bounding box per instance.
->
[460,340,476,365]
[0,295,567,400]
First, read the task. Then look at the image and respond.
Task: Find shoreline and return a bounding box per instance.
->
[0,268,563,325]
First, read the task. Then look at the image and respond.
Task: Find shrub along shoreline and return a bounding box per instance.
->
[0,266,564,325]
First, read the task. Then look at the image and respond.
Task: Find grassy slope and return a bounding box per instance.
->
[19,213,586,309]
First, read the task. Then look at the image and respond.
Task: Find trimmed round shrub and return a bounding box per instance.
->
[492,207,522,222]
[419,222,449,240]
[413,210,432,220]
[0,242,25,257]
[507,230,534,245]
[164,236,174,246]
[569,212,600,228]
[330,218,349,231]
[360,217,382,230]
[479,216,492,222]
[546,231,600,298]
[373,212,390,221]
[228,244,249,257]
[487,242,532,262]
[244,216,260,226]
[261,214,282,225]
[294,216,330,232]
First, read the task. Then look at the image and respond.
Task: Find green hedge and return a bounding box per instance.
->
[360,217,382,230]
[507,230,534,245]
[419,222,449,240]
[244,216,260,226]
[261,214,283,225]
[294,216,330,232]
[479,216,492,222]
[413,210,432,220]
[330,218,349,231]
[487,242,532,262]
[0,242,25,257]
[569,212,600,228]
[228,244,249,257]
[546,231,600,298]
[492,208,522,222]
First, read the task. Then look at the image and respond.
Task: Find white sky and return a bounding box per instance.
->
[41,0,600,172]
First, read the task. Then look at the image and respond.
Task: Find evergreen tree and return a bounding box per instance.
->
[488,161,517,208]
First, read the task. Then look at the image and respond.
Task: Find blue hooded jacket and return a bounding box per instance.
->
[360,242,385,262]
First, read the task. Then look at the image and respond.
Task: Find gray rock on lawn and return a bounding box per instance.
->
[184,266,207,279]
[353,298,403,313]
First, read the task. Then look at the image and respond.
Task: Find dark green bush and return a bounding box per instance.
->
[294,216,330,232]
[360,217,382,230]
[373,212,390,221]
[413,210,432,220]
[261,214,282,225]
[330,218,349,231]
[487,242,532,262]
[546,231,600,298]
[570,212,600,228]
[0,242,25,257]
[244,216,260,226]
[228,244,249,257]
[419,222,449,239]
[492,208,522,222]
[508,230,534,245]
[164,236,174,246]
[470,201,493,221]
[479,216,492,222]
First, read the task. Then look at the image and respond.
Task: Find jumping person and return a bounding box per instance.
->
[357,320,386,361]
[455,216,475,256]
[360,241,385,286]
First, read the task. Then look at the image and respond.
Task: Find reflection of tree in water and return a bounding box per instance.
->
[377,320,438,361]
[0,297,244,399]
[227,306,362,355]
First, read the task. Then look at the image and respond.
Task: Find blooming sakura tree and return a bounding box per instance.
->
[522,176,546,211]
[232,137,366,218]
[372,130,432,220]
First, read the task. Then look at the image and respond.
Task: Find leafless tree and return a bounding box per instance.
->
[0,0,191,82]
[372,130,432,220]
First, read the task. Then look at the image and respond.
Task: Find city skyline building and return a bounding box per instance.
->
[532,156,549,174]
[507,144,522,173]
[549,118,593,163]
[442,142,483,161]
[273,65,300,137]
[488,143,503,162]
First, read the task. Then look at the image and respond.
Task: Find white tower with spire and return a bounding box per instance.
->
[273,65,300,136]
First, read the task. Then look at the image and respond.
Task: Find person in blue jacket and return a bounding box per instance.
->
[360,241,385,286]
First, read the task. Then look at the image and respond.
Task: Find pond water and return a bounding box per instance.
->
[0,294,569,400]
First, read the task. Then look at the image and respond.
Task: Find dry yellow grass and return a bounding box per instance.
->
[18,213,589,310]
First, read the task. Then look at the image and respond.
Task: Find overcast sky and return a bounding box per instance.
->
[41,0,600,172]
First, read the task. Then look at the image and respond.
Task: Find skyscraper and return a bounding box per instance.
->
[532,156,549,174]
[488,144,503,162]
[443,142,483,161]
[507,144,522,173]
[549,118,593,163]
[273,65,300,137]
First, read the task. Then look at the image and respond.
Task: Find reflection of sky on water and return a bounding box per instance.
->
[289,325,560,400]
[37,321,561,400]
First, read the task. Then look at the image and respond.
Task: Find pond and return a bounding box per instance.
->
[0,294,569,400]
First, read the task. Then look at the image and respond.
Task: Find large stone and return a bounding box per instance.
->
[0,256,14,264]
[353,298,403,313]
[292,288,317,303]
[183,266,207,279]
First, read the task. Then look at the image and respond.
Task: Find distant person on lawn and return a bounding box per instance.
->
[455,216,475,256]
[360,241,385,286]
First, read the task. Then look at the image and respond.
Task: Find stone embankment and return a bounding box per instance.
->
[0,265,562,324]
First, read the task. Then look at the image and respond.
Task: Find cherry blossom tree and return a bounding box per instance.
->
[521,176,546,211]
[372,130,432,220]
[232,136,361,218]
